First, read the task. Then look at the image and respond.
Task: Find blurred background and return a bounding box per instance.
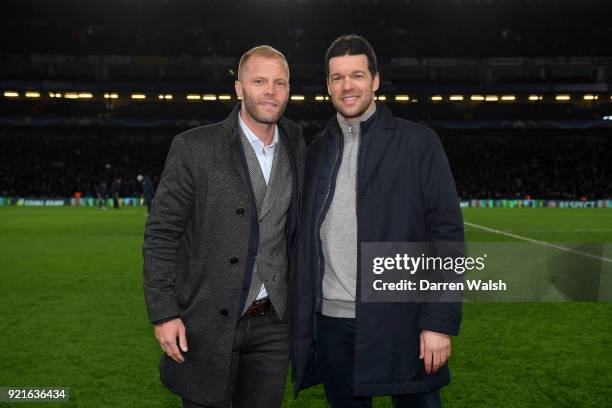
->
[1,1,611,407]
[1,0,611,202]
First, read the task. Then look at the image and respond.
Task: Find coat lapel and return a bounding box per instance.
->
[224,104,251,193]
[277,120,301,248]
[230,127,252,194]
[359,105,397,195]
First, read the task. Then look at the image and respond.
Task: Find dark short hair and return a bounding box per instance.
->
[325,34,378,78]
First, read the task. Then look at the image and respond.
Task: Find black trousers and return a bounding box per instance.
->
[183,310,289,408]
[316,314,442,408]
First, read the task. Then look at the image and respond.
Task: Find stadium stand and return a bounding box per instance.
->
[1,0,611,200]
[1,127,610,199]
[3,0,612,58]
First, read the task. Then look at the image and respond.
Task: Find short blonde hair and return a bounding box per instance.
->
[237,45,290,81]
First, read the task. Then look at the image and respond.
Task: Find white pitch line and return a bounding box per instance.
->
[505,228,612,233]
[464,221,612,264]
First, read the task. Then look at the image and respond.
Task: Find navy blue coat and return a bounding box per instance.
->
[290,104,464,397]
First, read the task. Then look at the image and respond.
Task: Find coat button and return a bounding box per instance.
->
[236,208,245,215]
[220,309,228,316]
[272,276,278,282]
[230,257,238,264]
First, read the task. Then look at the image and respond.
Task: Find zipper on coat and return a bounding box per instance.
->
[354,122,364,309]
[355,124,362,217]
[314,131,341,310]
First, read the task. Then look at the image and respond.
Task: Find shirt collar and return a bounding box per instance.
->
[238,110,278,148]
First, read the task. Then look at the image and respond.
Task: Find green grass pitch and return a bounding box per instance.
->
[0,207,610,407]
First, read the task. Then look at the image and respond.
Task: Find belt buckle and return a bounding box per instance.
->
[245,298,270,318]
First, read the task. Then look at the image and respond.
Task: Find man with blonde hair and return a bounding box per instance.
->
[143,45,304,408]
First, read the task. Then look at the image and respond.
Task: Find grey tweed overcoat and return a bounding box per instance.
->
[142,104,304,406]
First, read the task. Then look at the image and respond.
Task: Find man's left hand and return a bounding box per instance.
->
[419,330,451,374]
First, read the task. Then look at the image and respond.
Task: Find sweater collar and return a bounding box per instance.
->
[336,102,377,134]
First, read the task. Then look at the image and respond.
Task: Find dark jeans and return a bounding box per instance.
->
[316,314,441,408]
[183,310,289,408]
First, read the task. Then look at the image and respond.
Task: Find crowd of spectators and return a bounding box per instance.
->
[1,126,610,200]
[3,1,609,201]
[0,127,171,198]
[4,0,611,60]
[439,129,612,199]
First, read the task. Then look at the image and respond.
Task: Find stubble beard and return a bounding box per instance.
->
[242,90,286,125]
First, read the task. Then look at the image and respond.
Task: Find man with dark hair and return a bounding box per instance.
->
[143,45,304,408]
[324,34,378,78]
[291,34,464,408]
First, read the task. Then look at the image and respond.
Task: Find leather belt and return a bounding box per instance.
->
[243,297,272,318]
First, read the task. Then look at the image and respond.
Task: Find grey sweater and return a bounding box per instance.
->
[320,104,376,318]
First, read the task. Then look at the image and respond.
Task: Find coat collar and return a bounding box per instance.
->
[223,102,302,242]
[324,103,397,193]
[223,102,297,146]
[324,102,396,136]
[225,103,301,180]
